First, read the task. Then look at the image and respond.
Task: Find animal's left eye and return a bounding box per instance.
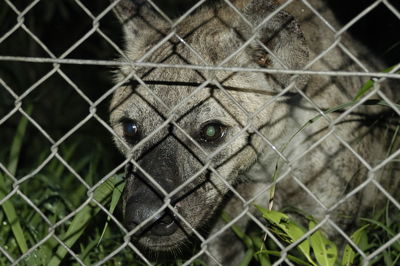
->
[121,118,140,144]
[199,122,226,143]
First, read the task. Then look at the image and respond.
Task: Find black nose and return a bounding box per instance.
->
[123,138,182,237]
[125,196,178,237]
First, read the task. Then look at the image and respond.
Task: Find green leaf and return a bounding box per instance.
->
[98,178,125,246]
[0,175,29,254]
[393,253,400,266]
[256,250,313,266]
[309,221,337,266]
[53,142,79,179]
[353,65,397,101]
[8,105,32,175]
[257,253,272,266]
[342,224,369,266]
[353,79,374,101]
[48,175,125,266]
[256,206,316,266]
[250,234,272,266]
[221,212,253,249]
[238,249,254,266]
[0,105,33,255]
[383,250,393,265]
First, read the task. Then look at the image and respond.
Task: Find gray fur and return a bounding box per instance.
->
[109,0,398,264]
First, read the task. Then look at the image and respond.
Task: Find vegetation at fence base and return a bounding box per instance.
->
[0,108,207,265]
[221,73,400,266]
[0,111,128,265]
[222,204,400,266]
[0,83,399,266]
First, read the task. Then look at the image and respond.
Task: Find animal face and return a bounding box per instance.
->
[109,0,308,253]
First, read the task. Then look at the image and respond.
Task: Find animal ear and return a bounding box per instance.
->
[233,0,309,89]
[110,0,168,41]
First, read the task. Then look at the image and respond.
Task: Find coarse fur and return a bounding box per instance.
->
[109,0,399,264]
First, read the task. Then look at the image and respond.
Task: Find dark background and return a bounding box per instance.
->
[0,0,399,176]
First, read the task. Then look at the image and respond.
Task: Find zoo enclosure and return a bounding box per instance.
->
[0,0,400,265]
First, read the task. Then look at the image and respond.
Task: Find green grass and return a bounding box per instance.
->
[223,204,400,266]
[0,109,208,265]
[1,75,400,265]
[1,109,398,266]
[0,111,134,265]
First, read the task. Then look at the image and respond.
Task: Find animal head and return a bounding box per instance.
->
[109,0,309,253]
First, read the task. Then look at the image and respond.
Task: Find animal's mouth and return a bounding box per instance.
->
[134,228,195,253]
[127,202,213,255]
[126,206,196,252]
[142,235,186,249]
[126,209,179,235]
[123,160,220,254]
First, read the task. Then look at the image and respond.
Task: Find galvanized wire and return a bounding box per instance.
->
[0,0,399,265]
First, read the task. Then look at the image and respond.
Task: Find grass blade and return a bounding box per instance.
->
[0,174,28,254]
[221,212,253,249]
[251,235,272,266]
[48,175,124,266]
[361,217,400,252]
[256,250,313,266]
[238,249,254,266]
[0,105,33,254]
[97,178,125,246]
[8,105,32,175]
[353,66,397,101]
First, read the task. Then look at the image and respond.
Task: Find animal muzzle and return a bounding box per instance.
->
[123,137,183,237]
[124,176,179,237]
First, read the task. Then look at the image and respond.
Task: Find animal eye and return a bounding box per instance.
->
[199,122,226,143]
[122,118,140,144]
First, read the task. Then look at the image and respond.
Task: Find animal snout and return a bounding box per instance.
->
[125,195,178,237]
[148,210,178,236]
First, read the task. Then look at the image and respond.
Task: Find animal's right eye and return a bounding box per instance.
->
[121,118,140,144]
[199,121,226,143]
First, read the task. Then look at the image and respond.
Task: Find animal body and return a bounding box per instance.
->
[109,0,398,264]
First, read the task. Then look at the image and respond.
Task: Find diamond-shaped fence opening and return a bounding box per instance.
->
[1,0,400,265]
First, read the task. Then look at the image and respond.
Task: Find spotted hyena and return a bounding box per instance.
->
[109,0,398,264]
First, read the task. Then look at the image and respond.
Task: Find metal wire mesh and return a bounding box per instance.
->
[0,0,400,265]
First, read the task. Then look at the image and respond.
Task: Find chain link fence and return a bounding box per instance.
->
[1,0,400,265]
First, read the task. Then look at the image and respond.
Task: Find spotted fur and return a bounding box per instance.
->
[110,0,398,264]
